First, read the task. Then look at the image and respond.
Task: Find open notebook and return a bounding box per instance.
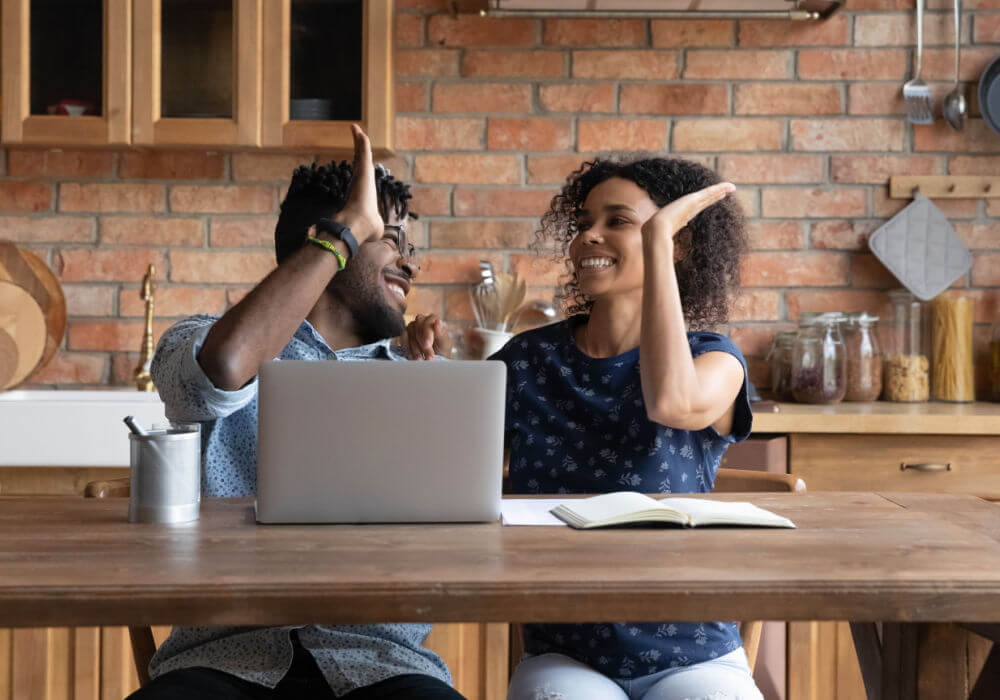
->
[550,492,796,530]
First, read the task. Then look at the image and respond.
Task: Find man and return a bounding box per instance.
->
[130,125,457,700]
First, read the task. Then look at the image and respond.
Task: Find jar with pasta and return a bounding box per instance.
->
[884,290,929,402]
[791,313,847,404]
[843,312,882,402]
[767,331,796,401]
[931,293,975,402]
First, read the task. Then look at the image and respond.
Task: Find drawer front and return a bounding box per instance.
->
[790,434,1000,499]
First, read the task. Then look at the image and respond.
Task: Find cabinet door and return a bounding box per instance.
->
[132,0,262,146]
[261,0,393,151]
[1,0,130,145]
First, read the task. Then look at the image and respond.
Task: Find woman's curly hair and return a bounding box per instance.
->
[534,156,747,329]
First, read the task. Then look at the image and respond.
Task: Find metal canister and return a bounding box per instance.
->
[128,425,201,524]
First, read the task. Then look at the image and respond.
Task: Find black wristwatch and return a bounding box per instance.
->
[315,218,359,260]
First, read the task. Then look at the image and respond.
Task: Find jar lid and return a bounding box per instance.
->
[799,311,845,326]
[845,311,879,324]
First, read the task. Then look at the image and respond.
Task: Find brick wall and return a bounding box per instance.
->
[7,0,1000,393]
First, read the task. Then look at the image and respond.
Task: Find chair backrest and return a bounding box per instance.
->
[83,477,156,688]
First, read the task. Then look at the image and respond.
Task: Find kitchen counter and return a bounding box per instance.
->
[752,401,1000,435]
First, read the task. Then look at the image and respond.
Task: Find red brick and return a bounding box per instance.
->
[417,251,503,284]
[741,251,848,287]
[232,153,313,182]
[30,352,107,384]
[651,19,733,47]
[733,188,758,218]
[848,83,907,115]
[62,284,115,316]
[0,182,53,212]
[488,118,572,151]
[915,120,1000,153]
[101,216,204,246]
[433,83,532,114]
[169,185,274,214]
[718,155,824,184]
[68,320,172,352]
[170,251,276,284]
[854,12,961,46]
[850,252,899,288]
[798,49,908,80]
[410,186,452,216]
[746,220,804,250]
[403,286,444,319]
[950,156,1000,175]
[454,188,554,217]
[975,14,1000,42]
[8,149,114,178]
[761,188,867,218]
[396,49,460,77]
[572,51,678,80]
[846,0,911,7]
[685,50,791,79]
[120,286,228,317]
[955,222,1000,250]
[730,324,796,358]
[396,13,423,48]
[0,216,94,242]
[414,154,521,185]
[809,220,881,251]
[922,47,996,81]
[673,120,782,152]
[396,82,427,112]
[831,155,941,185]
[526,154,594,185]
[543,19,644,46]
[989,199,1000,217]
[432,220,535,249]
[730,290,780,321]
[428,15,536,47]
[786,289,891,321]
[738,15,849,46]
[396,117,484,150]
[791,119,905,152]
[578,119,667,152]
[462,50,565,78]
[110,352,142,386]
[119,151,225,180]
[510,253,564,286]
[210,217,278,247]
[227,288,250,306]
[620,84,727,115]
[539,84,615,113]
[734,84,841,115]
[444,287,477,322]
[59,183,163,213]
[872,187,978,218]
[54,248,167,284]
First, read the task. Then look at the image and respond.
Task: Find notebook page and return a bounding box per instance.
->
[559,491,666,524]
[657,497,795,528]
[501,499,567,526]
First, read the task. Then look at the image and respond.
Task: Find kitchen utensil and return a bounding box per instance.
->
[904,0,934,124]
[978,52,1000,136]
[0,281,46,390]
[868,191,972,301]
[124,415,150,437]
[0,243,67,381]
[943,0,967,131]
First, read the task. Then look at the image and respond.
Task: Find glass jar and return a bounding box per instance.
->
[791,313,847,404]
[883,290,929,402]
[843,313,883,402]
[767,331,796,401]
[931,293,975,403]
[992,321,1000,402]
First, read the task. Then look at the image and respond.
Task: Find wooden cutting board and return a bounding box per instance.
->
[0,243,67,386]
[0,281,46,389]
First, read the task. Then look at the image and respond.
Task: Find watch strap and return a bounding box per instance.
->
[316,218,359,259]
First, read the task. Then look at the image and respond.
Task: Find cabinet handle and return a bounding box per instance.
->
[900,462,951,472]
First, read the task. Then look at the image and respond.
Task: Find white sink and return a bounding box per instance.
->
[0,390,168,467]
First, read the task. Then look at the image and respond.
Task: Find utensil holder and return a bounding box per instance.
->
[129,424,201,524]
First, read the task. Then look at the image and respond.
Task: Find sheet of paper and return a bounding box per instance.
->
[500,499,567,526]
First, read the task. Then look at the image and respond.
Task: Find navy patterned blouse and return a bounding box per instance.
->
[490,315,753,678]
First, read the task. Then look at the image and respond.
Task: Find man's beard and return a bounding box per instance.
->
[328,255,406,345]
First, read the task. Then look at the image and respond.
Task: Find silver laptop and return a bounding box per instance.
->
[255,359,506,523]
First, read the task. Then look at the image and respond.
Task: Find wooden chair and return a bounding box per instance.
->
[507,467,806,678]
[83,476,157,687]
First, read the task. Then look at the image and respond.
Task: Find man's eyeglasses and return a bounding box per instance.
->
[383,224,417,262]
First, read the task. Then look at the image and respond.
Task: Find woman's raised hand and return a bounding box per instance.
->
[640,182,736,241]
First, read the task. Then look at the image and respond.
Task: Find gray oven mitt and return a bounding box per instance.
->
[868,192,971,301]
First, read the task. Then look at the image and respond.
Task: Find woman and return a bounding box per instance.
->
[491,157,762,700]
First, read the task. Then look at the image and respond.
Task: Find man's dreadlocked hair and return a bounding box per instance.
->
[274,160,417,264]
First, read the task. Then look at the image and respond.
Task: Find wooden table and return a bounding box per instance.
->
[2,493,1000,700]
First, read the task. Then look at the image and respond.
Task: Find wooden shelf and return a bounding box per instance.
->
[889,176,1000,199]
[752,401,1000,435]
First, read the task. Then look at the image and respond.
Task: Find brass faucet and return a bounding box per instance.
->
[134,264,156,392]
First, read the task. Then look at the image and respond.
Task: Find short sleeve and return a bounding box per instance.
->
[689,332,753,443]
[150,315,258,423]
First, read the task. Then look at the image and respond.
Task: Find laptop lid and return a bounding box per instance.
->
[255,360,506,523]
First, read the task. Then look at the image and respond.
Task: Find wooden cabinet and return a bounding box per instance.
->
[1,0,393,149]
